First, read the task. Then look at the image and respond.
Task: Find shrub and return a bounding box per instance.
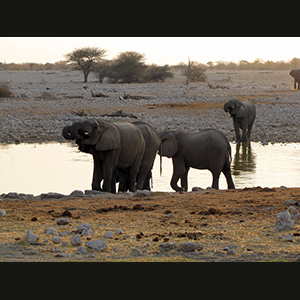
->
[0,82,14,97]
[142,64,174,82]
[109,51,147,83]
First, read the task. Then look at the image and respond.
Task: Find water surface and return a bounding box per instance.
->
[0,142,299,195]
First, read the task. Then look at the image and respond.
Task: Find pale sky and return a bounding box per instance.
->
[1,37,300,65]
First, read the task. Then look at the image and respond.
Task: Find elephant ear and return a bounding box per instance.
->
[160,131,178,158]
[231,100,241,116]
[95,121,121,151]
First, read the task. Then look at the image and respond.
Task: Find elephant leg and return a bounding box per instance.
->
[247,119,255,141]
[222,169,235,189]
[241,121,248,142]
[233,120,241,142]
[170,157,186,192]
[211,170,221,189]
[102,150,118,193]
[180,167,189,191]
[136,165,150,191]
[117,168,128,192]
[294,79,296,89]
[92,156,103,191]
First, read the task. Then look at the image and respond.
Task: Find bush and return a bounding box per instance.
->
[109,51,147,83]
[142,64,174,82]
[182,61,206,83]
[0,82,14,97]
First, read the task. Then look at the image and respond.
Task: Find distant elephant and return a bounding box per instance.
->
[224,99,256,142]
[159,128,235,191]
[62,119,145,193]
[289,69,300,89]
[117,121,161,191]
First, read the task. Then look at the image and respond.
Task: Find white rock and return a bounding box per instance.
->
[287,206,300,221]
[45,227,59,235]
[76,246,87,254]
[56,217,70,225]
[285,233,294,242]
[104,231,114,239]
[0,209,7,217]
[25,230,39,243]
[275,211,294,231]
[85,240,107,251]
[52,236,62,244]
[70,234,82,246]
[76,222,92,234]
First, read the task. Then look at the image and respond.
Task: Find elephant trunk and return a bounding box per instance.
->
[224,102,231,113]
[62,125,74,140]
[71,122,91,140]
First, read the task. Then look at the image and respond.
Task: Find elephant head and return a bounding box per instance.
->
[224,99,242,117]
[159,131,178,158]
[62,119,121,152]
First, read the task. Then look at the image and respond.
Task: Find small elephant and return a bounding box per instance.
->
[224,99,256,142]
[62,119,145,193]
[289,69,300,89]
[159,128,235,191]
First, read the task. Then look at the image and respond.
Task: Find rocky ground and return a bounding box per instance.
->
[1,69,300,262]
[0,69,299,143]
[1,187,300,262]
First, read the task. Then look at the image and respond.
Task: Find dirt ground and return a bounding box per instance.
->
[1,187,300,262]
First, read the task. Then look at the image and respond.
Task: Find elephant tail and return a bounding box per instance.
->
[159,143,162,176]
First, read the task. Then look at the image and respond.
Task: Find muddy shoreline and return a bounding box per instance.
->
[0,70,300,144]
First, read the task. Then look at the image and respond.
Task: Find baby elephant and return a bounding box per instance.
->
[224,99,256,142]
[159,129,235,191]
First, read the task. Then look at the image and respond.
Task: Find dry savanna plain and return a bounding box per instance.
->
[1,70,300,262]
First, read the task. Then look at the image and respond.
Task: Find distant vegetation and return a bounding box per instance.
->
[1,46,300,84]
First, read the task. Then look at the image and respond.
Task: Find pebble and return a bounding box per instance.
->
[70,235,82,246]
[285,233,294,242]
[52,236,62,244]
[131,248,142,256]
[176,242,203,253]
[85,240,107,251]
[287,206,300,221]
[45,227,59,235]
[76,246,87,254]
[159,242,177,252]
[25,230,39,244]
[275,211,294,231]
[0,209,7,217]
[56,218,70,225]
[75,222,92,234]
[134,190,152,197]
[115,229,123,235]
[104,231,114,239]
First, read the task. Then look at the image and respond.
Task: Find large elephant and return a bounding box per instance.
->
[62,119,145,193]
[159,128,235,191]
[118,121,161,191]
[289,69,300,89]
[224,99,256,142]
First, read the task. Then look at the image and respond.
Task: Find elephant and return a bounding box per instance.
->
[62,119,145,193]
[224,99,256,142]
[117,121,161,191]
[289,69,300,89]
[159,128,235,191]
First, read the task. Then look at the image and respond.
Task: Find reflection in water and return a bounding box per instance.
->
[0,142,300,194]
[232,142,256,175]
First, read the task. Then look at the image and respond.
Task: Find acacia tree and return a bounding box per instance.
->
[110,51,146,83]
[65,47,106,82]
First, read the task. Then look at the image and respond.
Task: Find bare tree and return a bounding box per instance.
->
[65,47,106,83]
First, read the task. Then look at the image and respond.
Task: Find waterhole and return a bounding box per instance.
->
[0,142,299,195]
